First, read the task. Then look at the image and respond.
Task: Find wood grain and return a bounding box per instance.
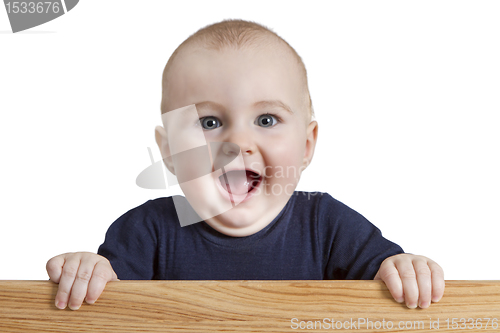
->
[0,280,499,332]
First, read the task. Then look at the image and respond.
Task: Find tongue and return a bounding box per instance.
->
[219,170,252,195]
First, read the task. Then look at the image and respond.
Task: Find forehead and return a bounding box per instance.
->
[163,42,305,115]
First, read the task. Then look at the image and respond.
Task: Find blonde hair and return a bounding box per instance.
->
[161,19,314,119]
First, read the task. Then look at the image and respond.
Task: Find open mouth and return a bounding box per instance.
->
[218,170,262,195]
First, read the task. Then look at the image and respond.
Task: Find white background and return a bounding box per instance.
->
[0,1,498,280]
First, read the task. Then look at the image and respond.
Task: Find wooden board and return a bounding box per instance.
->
[0,280,499,332]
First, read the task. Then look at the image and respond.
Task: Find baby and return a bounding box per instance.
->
[46,19,444,311]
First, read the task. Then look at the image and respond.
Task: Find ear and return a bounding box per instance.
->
[155,125,176,175]
[303,120,318,168]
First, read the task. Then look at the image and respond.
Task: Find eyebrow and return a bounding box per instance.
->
[253,100,294,115]
[195,100,294,114]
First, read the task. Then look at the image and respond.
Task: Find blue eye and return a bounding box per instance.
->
[200,116,221,130]
[256,114,277,127]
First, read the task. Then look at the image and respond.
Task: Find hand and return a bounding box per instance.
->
[46,252,118,310]
[374,254,444,309]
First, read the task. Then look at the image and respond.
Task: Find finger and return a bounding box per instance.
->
[429,260,445,302]
[67,260,96,310]
[46,254,66,283]
[377,261,404,303]
[413,259,432,308]
[54,256,80,309]
[396,260,419,309]
[85,260,115,304]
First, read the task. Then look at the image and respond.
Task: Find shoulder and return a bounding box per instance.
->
[141,196,178,218]
[107,196,180,232]
[292,191,361,216]
[292,191,373,229]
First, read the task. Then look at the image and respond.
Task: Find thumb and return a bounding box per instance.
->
[46,253,69,283]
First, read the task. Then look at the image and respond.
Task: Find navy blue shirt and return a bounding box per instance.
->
[98,191,403,280]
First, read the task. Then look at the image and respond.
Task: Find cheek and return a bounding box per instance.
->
[170,139,212,184]
[272,128,307,161]
[263,137,307,181]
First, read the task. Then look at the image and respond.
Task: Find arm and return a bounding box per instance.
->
[319,194,404,280]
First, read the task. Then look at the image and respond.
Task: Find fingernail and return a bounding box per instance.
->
[85,297,95,304]
[419,301,429,308]
[396,297,404,303]
[68,303,81,310]
[56,301,66,309]
[407,302,417,309]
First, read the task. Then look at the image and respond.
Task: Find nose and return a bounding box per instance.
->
[223,128,256,156]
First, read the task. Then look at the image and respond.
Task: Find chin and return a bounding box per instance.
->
[212,208,258,229]
[202,206,272,237]
[207,220,264,237]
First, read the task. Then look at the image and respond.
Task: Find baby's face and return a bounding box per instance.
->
[158,43,318,237]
